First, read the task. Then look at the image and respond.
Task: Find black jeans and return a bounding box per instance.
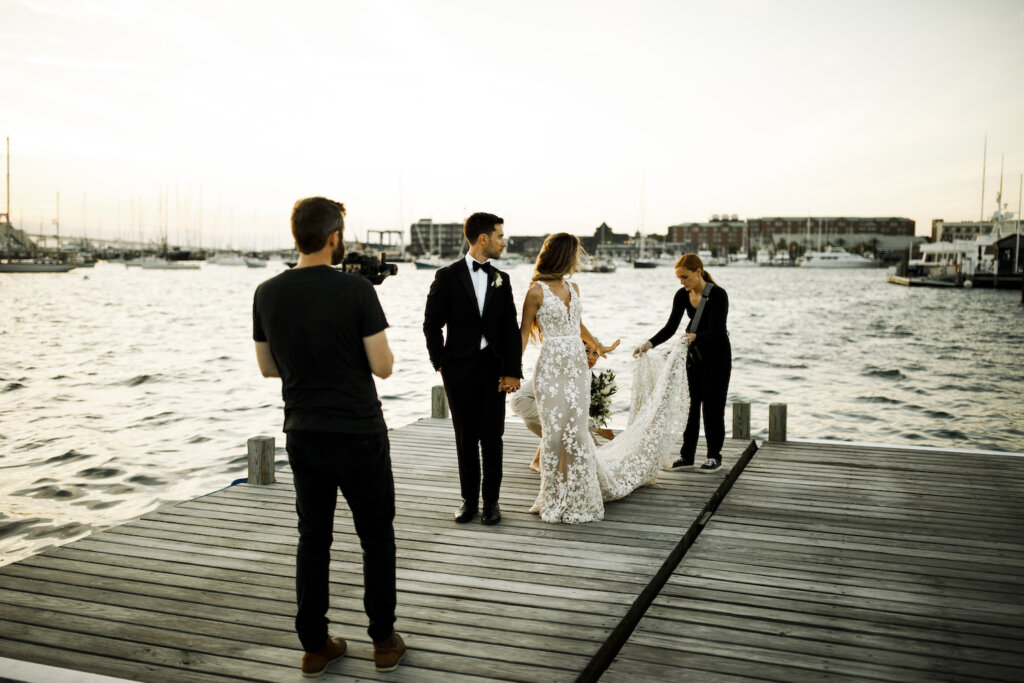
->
[442,348,505,507]
[286,430,396,651]
[682,357,732,461]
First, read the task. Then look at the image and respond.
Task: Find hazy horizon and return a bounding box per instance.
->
[2,0,1023,249]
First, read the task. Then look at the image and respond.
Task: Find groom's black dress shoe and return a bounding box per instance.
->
[454,502,478,523]
[481,503,501,526]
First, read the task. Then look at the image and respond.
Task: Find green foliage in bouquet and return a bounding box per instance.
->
[589,369,617,428]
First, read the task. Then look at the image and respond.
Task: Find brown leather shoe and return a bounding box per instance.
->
[373,632,407,672]
[301,636,346,678]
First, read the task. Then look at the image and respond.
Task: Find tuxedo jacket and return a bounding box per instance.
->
[423,259,523,385]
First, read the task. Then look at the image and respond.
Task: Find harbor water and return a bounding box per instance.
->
[1,261,1022,565]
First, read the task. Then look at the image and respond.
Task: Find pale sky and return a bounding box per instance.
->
[2,0,1023,249]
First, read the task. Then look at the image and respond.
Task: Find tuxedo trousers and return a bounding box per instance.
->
[443,348,505,506]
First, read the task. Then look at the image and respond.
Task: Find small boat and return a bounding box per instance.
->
[634,225,657,268]
[496,254,526,267]
[207,253,247,266]
[128,256,201,270]
[0,259,75,273]
[244,256,267,268]
[413,255,446,269]
[800,246,878,268]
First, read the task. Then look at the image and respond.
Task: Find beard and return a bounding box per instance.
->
[484,238,504,260]
[330,239,345,266]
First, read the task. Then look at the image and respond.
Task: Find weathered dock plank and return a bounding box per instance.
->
[604,439,1024,682]
[0,418,750,682]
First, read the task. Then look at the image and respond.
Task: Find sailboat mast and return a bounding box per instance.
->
[55,191,61,250]
[997,155,1005,234]
[4,137,9,225]
[980,134,987,222]
[639,172,646,258]
[1015,173,1021,273]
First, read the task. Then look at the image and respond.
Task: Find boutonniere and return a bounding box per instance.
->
[491,272,503,288]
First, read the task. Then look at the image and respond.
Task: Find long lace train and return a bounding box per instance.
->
[529,280,689,523]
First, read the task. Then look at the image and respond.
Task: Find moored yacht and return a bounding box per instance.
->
[800,246,878,268]
[0,259,75,273]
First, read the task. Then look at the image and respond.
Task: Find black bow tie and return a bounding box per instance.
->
[472,260,491,273]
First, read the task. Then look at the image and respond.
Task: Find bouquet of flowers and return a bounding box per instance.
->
[589,369,617,428]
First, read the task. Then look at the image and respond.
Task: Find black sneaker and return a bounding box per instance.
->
[665,456,694,471]
[699,457,721,471]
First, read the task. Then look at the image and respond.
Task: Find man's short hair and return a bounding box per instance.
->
[464,212,503,245]
[292,197,345,254]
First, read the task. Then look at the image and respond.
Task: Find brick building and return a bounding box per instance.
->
[666,215,746,255]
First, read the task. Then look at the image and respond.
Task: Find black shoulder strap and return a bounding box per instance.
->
[686,281,714,333]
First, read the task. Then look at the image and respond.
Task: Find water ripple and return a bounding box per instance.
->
[1,262,1022,567]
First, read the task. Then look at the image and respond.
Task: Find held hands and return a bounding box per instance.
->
[498,376,521,394]
[632,340,652,358]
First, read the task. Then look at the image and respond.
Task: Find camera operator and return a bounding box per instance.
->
[252,197,405,676]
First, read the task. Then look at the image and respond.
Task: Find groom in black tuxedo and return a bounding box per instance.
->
[423,213,522,526]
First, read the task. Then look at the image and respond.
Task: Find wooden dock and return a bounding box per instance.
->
[603,440,1024,682]
[2,419,1022,682]
[0,418,752,682]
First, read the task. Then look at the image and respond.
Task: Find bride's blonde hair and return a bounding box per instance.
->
[531,233,584,283]
[528,233,585,342]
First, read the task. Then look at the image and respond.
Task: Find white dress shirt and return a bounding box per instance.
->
[465,253,490,349]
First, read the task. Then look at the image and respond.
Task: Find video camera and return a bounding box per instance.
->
[338,251,398,285]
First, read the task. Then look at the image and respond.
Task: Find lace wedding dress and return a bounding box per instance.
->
[529,280,689,523]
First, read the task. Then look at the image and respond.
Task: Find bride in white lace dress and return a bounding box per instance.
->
[519,233,690,523]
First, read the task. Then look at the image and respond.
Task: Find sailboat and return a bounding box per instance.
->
[633,231,657,268]
[0,258,75,273]
[632,174,657,268]
[127,187,199,269]
[412,220,445,269]
[0,141,76,273]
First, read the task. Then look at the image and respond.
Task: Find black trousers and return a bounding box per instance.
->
[286,430,396,651]
[681,356,732,460]
[442,348,505,507]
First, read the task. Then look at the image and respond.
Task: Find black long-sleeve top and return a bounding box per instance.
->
[649,284,731,363]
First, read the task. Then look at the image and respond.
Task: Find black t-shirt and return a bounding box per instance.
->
[253,265,389,434]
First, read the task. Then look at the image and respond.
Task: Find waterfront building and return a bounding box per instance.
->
[746,216,919,262]
[408,219,467,258]
[580,222,634,259]
[931,218,1011,242]
[995,232,1024,276]
[666,215,746,256]
[507,234,548,257]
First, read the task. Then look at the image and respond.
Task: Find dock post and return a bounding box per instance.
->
[768,403,787,442]
[247,435,276,485]
[732,401,751,440]
[431,385,449,418]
